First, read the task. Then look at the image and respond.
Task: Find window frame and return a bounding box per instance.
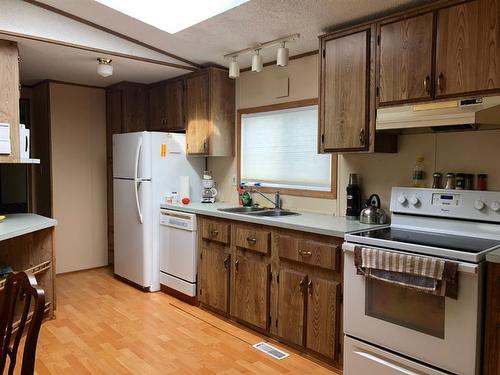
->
[237,98,337,199]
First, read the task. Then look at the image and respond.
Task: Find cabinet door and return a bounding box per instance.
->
[379,12,434,104]
[321,29,370,152]
[185,73,210,155]
[198,247,230,313]
[233,258,270,330]
[484,263,500,375]
[148,84,166,131]
[122,84,148,132]
[165,80,185,131]
[436,0,500,97]
[277,269,306,346]
[306,277,341,360]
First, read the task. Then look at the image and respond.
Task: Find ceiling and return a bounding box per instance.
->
[19,0,428,87]
[14,36,190,87]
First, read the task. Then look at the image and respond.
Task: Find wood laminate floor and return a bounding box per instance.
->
[32,267,341,374]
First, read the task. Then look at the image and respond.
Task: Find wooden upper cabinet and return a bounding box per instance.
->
[148,80,184,132]
[107,82,148,134]
[320,28,371,152]
[0,40,20,163]
[185,68,235,157]
[436,0,500,97]
[379,12,434,105]
[185,73,210,155]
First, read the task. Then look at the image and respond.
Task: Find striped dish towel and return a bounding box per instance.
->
[354,246,459,299]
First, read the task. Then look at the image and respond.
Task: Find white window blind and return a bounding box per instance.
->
[241,105,331,191]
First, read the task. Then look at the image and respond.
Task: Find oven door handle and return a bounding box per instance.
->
[342,242,478,275]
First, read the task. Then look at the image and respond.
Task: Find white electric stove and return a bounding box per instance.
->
[343,187,500,375]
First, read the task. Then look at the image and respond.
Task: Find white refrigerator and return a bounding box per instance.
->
[113,131,203,291]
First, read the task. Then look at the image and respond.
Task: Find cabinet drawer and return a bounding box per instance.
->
[234,227,271,254]
[201,219,230,244]
[278,235,340,271]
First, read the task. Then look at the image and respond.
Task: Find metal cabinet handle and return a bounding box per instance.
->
[423,75,431,95]
[298,249,312,257]
[223,256,230,271]
[246,237,257,244]
[308,280,313,296]
[299,276,308,295]
[359,128,365,146]
[235,259,239,271]
[437,73,444,93]
[210,230,219,236]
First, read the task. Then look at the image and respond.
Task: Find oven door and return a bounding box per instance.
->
[343,242,482,375]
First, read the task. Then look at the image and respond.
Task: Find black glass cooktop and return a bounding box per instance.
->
[353,227,500,254]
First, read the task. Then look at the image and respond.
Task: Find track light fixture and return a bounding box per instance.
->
[276,42,289,67]
[251,49,263,73]
[229,56,240,79]
[97,58,113,77]
[224,33,300,78]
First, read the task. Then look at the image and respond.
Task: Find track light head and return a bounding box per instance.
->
[251,49,263,73]
[277,42,289,67]
[229,56,240,79]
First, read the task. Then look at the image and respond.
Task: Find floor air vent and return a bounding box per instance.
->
[253,342,289,360]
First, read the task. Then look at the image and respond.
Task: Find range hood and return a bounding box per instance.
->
[376,96,500,133]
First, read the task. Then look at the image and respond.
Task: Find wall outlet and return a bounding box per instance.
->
[232,174,237,186]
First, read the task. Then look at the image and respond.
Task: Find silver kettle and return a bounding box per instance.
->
[360,194,386,224]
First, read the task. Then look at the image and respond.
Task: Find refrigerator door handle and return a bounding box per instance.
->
[134,137,144,224]
[135,180,143,224]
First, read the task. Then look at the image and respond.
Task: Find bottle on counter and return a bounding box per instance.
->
[412,157,426,187]
[346,173,362,220]
[432,172,443,189]
[477,174,488,191]
[445,173,456,190]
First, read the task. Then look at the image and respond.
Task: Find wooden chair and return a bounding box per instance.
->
[0,272,45,375]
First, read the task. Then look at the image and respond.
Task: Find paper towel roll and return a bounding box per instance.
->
[179,176,190,200]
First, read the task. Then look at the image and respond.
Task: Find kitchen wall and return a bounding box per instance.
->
[50,83,108,273]
[209,54,500,216]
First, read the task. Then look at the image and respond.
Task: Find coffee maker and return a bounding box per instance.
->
[201,171,217,203]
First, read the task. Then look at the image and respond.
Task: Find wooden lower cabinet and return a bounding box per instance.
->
[306,277,341,360]
[196,216,343,369]
[232,257,270,330]
[277,269,307,346]
[198,246,230,314]
[484,262,500,374]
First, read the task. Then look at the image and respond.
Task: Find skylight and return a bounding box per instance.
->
[94,0,250,34]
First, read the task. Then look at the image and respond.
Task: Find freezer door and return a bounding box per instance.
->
[113,179,153,289]
[113,132,151,179]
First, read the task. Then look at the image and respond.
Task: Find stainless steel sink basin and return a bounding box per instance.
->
[248,209,300,217]
[218,206,267,213]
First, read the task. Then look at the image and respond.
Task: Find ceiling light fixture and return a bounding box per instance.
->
[251,50,263,73]
[229,56,240,79]
[97,58,113,77]
[224,33,300,78]
[276,42,289,67]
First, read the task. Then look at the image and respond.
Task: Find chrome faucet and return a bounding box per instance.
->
[251,190,281,209]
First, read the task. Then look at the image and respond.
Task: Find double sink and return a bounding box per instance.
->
[218,206,300,217]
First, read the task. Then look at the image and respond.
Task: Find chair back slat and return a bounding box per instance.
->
[0,272,45,375]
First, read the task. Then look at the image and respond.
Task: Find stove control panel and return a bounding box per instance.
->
[391,187,500,222]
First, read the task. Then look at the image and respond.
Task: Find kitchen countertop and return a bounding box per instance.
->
[0,214,57,242]
[161,202,385,238]
[487,248,500,264]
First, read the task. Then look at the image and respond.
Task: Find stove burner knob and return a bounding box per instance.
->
[409,196,420,206]
[490,201,500,212]
[398,195,408,205]
[474,199,485,211]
